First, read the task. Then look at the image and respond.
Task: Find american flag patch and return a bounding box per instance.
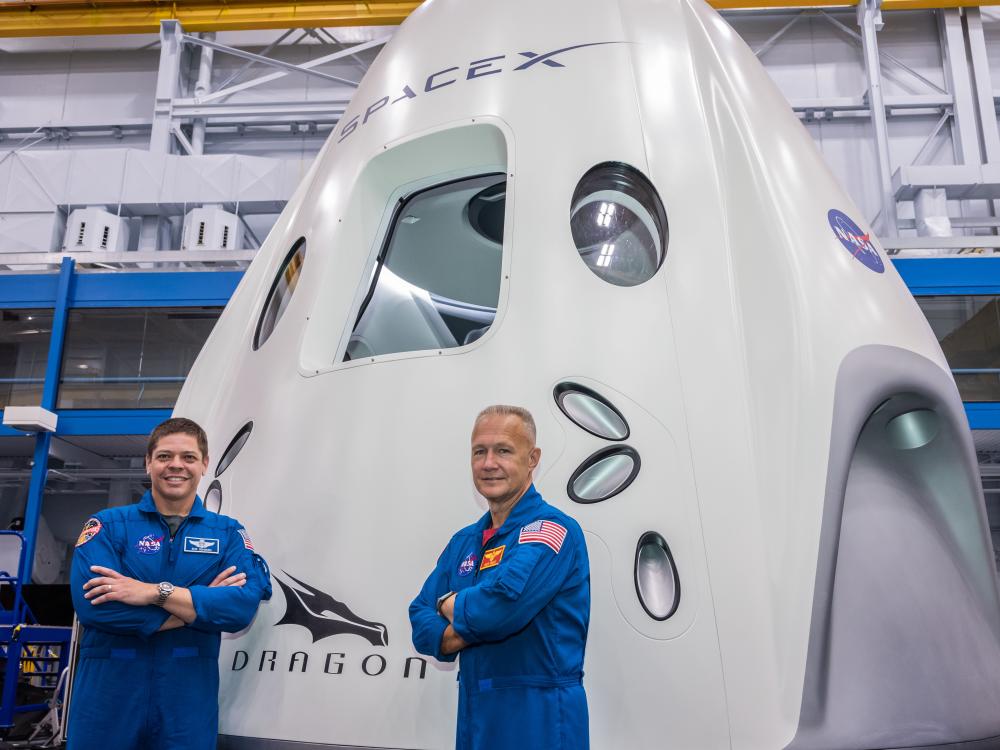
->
[518,520,567,554]
[238,529,254,550]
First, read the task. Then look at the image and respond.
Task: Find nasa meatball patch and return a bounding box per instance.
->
[828,209,885,273]
[457,552,477,577]
[135,534,163,555]
[75,518,102,547]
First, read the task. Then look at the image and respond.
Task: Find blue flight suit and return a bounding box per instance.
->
[67,491,272,750]
[410,485,590,750]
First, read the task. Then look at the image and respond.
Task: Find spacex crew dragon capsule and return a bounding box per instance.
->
[175,0,1000,747]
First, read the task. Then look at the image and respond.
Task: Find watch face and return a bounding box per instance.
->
[828,209,885,273]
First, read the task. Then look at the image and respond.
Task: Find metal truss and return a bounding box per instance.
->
[147,20,389,155]
[735,4,1000,239]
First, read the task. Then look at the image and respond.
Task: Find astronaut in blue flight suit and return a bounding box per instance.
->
[410,405,590,750]
[67,418,271,750]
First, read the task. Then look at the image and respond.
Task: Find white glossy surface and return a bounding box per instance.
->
[176,0,961,747]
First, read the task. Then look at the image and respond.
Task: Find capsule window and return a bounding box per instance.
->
[344,174,505,361]
[205,480,223,514]
[568,445,640,503]
[570,162,667,287]
[635,532,680,620]
[885,409,940,450]
[254,238,306,350]
[215,421,252,478]
[554,383,629,441]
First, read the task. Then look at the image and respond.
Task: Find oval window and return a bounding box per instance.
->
[886,409,940,450]
[215,421,252,478]
[635,532,680,620]
[254,238,306,350]
[554,382,629,441]
[568,445,640,503]
[570,163,667,287]
[204,480,223,514]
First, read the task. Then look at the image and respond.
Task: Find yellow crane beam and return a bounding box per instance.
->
[0,0,998,37]
[0,2,422,37]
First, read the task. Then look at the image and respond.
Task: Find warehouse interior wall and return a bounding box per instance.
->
[2,7,1000,583]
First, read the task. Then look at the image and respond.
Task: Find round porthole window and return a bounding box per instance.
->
[215,421,252,478]
[254,238,306,350]
[634,532,680,620]
[205,480,223,514]
[570,162,667,287]
[568,445,640,504]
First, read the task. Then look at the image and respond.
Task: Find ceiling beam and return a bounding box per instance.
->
[0,1,420,37]
[3,0,1000,37]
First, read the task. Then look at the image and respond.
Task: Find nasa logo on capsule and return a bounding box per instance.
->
[828,209,884,273]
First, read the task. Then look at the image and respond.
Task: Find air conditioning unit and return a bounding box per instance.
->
[181,206,244,251]
[62,207,130,252]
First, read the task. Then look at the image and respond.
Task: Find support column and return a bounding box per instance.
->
[858,0,898,237]
[21,258,74,584]
[150,20,184,154]
[965,8,1000,227]
[939,8,982,166]
[191,32,215,156]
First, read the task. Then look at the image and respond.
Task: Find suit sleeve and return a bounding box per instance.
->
[451,528,580,645]
[188,524,272,633]
[70,517,171,638]
[409,538,457,663]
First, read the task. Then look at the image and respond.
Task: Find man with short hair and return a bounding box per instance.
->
[410,405,591,750]
[67,417,271,750]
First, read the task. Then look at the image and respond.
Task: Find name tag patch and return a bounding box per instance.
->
[184,537,220,554]
[480,545,505,571]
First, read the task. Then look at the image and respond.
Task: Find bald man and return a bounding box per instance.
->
[409,405,591,750]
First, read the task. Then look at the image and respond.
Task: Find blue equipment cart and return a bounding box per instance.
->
[0,531,72,736]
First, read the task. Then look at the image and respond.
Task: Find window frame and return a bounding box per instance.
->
[253,237,307,352]
[332,168,511,370]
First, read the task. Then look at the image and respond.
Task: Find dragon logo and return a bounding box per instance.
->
[274,572,389,647]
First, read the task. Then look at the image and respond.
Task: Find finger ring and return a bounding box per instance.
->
[105,584,111,592]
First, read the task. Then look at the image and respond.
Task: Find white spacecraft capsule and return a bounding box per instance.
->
[176,0,1000,747]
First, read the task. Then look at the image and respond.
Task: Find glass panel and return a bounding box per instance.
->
[886,409,940,450]
[205,481,222,513]
[0,310,52,409]
[215,422,252,477]
[570,162,668,287]
[57,307,222,409]
[344,174,505,361]
[568,446,640,503]
[555,383,629,440]
[915,295,1000,401]
[635,532,680,620]
[255,238,306,350]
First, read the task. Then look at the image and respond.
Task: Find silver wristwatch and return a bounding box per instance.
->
[155,581,175,607]
[436,591,455,616]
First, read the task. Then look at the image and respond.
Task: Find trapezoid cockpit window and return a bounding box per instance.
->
[344,174,505,361]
